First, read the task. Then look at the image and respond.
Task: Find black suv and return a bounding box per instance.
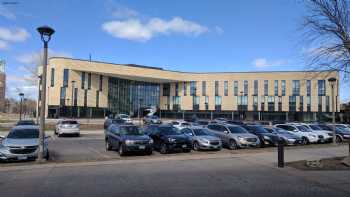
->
[144,124,192,154]
[242,124,280,147]
[105,124,153,156]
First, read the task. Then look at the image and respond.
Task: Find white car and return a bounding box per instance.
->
[55,120,80,137]
[274,124,318,144]
[116,114,132,123]
[302,124,333,143]
[171,121,191,130]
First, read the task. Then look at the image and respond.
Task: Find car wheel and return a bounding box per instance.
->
[146,150,152,155]
[336,136,342,143]
[301,137,309,145]
[193,141,200,151]
[183,149,191,153]
[228,140,238,150]
[118,144,125,156]
[160,143,167,154]
[105,139,112,151]
[76,133,80,137]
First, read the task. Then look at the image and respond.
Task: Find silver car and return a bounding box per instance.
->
[0,125,49,161]
[181,127,222,151]
[55,119,80,137]
[207,124,260,149]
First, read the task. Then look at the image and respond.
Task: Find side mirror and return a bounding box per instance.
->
[0,135,5,139]
[224,130,229,134]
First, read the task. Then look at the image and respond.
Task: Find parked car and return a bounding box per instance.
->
[181,127,222,151]
[214,118,228,123]
[0,125,49,161]
[206,124,260,149]
[116,114,132,123]
[171,121,191,130]
[242,124,280,147]
[274,124,318,145]
[16,120,36,126]
[192,120,209,128]
[224,120,244,126]
[143,115,161,124]
[105,124,153,156]
[302,124,333,143]
[103,118,126,130]
[264,127,302,146]
[144,124,192,154]
[321,124,350,143]
[54,120,80,137]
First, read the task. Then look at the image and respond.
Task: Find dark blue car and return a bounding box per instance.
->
[105,124,153,156]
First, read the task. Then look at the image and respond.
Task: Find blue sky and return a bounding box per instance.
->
[0,0,349,101]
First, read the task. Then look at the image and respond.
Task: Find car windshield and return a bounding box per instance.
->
[248,126,269,133]
[7,129,39,139]
[17,120,35,125]
[193,129,211,136]
[317,124,332,131]
[296,125,311,132]
[274,128,291,135]
[310,125,321,130]
[335,125,348,129]
[119,115,128,118]
[228,126,248,133]
[62,120,78,124]
[120,126,143,135]
[150,116,158,119]
[159,126,182,135]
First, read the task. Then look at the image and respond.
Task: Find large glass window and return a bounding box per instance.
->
[281,80,286,96]
[183,82,187,96]
[81,72,86,89]
[60,87,66,106]
[289,96,296,111]
[253,80,258,96]
[88,73,92,90]
[253,96,258,111]
[306,80,311,96]
[190,81,197,96]
[173,96,181,111]
[205,96,209,110]
[261,96,265,111]
[74,88,78,106]
[278,96,282,111]
[326,96,330,112]
[292,80,300,96]
[175,83,179,96]
[202,81,206,96]
[274,80,278,96]
[215,81,219,96]
[50,68,55,87]
[84,90,88,107]
[163,84,170,96]
[63,69,69,87]
[307,96,311,112]
[238,95,248,111]
[215,96,222,111]
[318,80,326,96]
[268,96,275,111]
[224,81,228,96]
[299,96,303,112]
[243,80,248,96]
[318,96,323,112]
[99,75,103,91]
[234,81,238,96]
[193,96,200,111]
[96,91,99,108]
[264,80,268,96]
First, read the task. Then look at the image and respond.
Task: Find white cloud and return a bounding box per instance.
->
[17,49,72,65]
[0,5,16,19]
[111,5,138,19]
[102,17,209,42]
[252,58,288,68]
[0,27,29,42]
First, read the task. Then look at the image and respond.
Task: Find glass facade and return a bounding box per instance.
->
[51,68,55,87]
[108,77,160,115]
[264,80,268,96]
[215,81,219,96]
[202,81,206,96]
[99,75,103,91]
[306,80,311,96]
[253,80,258,96]
[183,82,187,96]
[274,80,278,96]
[63,69,69,87]
[292,80,300,96]
[234,81,238,96]
[88,73,92,90]
[281,80,286,96]
[190,81,197,96]
[81,72,86,89]
[224,81,228,96]
[243,80,248,96]
[318,80,326,96]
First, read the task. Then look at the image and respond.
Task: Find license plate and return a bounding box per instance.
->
[18,156,27,160]
[139,145,145,149]
[182,144,187,148]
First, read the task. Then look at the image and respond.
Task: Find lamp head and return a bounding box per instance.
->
[37,26,55,42]
[328,77,337,86]
[19,93,24,97]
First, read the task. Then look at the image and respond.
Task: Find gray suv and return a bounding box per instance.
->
[207,124,260,149]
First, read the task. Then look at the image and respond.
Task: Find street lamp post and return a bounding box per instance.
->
[19,93,24,121]
[328,77,337,145]
[71,80,76,118]
[37,26,55,162]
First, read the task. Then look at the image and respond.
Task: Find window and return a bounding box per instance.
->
[243,80,248,96]
[224,81,228,96]
[281,80,286,96]
[99,75,103,91]
[268,96,275,111]
[299,96,303,112]
[278,96,282,111]
[253,80,258,95]
[74,88,78,106]
[84,90,88,107]
[96,91,99,108]
[175,83,179,96]
[306,80,311,96]
[261,96,265,111]
[50,68,55,87]
[326,96,330,112]
[173,96,181,111]
[215,96,222,111]
[274,80,278,96]
[88,73,92,90]
[193,96,200,111]
[205,96,209,110]
[264,80,268,96]
[307,96,311,112]
[202,81,206,96]
[234,81,238,96]
[292,80,300,96]
[163,83,170,96]
[63,69,69,87]
[253,96,258,111]
[318,96,323,111]
[190,81,197,96]
[318,80,326,96]
[81,72,86,89]
[289,96,296,111]
[60,87,66,106]
[215,81,219,96]
[183,82,187,96]
[237,95,248,111]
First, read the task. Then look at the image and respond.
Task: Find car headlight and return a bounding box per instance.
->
[263,136,271,140]
[149,139,154,144]
[168,138,176,143]
[125,140,134,145]
[310,134,317,138]
[238,136,244,141]
[198,138,209,144]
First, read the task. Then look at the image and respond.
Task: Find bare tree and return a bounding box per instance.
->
[303,0,350,77]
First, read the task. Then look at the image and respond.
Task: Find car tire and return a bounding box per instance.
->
[76,133,80,137]
[301,137,309,145]
[146,150,152,155]
[228,140,238,150]
[336,136,342,143]
[183,149,191,153]
[105,139,112,151]
[118,144,125,156]
[193,141,200,151]
[160,143,167,154]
